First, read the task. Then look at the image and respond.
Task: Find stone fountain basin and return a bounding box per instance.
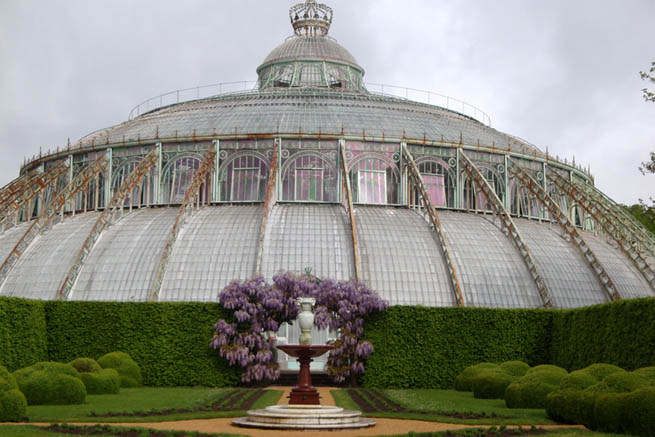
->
[276,344,333,358]
[232,404,376,429]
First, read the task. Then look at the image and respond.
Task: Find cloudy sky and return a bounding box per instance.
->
[1,0,654,204]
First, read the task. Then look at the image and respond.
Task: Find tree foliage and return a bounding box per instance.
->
[641,61,655,103]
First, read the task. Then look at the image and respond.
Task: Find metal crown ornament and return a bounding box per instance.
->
[289,0,333,36]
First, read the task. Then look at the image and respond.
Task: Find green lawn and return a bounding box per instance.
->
[334,388,554,425]
[0,424,244,437]
[24,387,282,423]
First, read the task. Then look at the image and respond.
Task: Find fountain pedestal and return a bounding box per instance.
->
[277,344,332,405]
[232,342,375,429]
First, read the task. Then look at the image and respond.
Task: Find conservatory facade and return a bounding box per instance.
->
[1,0,654,318]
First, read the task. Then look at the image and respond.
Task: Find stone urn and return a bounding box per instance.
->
[297,297,315,345]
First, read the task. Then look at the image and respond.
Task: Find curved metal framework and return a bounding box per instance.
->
[256,139,280,275]
[339,139,361,281]
[402,142,464,306]
[459,151,553,308]
[0,153,108,287]
[149,146,216,301]
[545,169,654,293]
[59,148,160,300]
[508,159,621,301]
[0,161,70,231]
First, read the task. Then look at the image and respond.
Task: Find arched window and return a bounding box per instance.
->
[463,165,504,211]
[281,153,337,202]
[417,159,455,208]
[349,156,399,205]
[219,153,269,202]
[162,154,202,204]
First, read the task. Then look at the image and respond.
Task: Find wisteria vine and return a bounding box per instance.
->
[210,272,387,384]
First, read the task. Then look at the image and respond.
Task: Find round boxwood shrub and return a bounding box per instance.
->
[81,369,120,395]
[546,389,581,423]
[559,370,598,391]
[454,363,499,391]
[633,366,655,384]
[591,371,650,394]
[472,370,516,399]
[0,365,18,392]
[525,364,567,376]
[0,389,27,422]
[505,368,567,409]
[623,387,655,437]
[69,357,102,374]
[98,352,142,388]
[499,361,530,377]
[579,363,625,381]
[13,361,80,385]
[18,370,86,405]
[593,392,628,434]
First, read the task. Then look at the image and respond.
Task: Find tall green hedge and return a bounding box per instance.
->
[45,301,239,387]
[551,298,655,371]
[2,296,654,388]
[0,298,48,371]
[361,306,553,388]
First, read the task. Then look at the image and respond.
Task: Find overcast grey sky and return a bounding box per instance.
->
[1,0,654,204]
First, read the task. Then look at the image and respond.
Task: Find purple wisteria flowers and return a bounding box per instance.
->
[210,272,387,384]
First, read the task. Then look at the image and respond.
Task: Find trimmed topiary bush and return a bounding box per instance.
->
[0,364,27,422]
[80,369,120,395]
[579,363,625,381]
[505,368,568,409]
[633,366,655,384]
[454,363,499,392]
[591,371,651,394]
[69,357,102,374]
[559,370,598,391]
[499,361,530,377]
[0,365,18,392]
[525,364,567,376]
[98,352,142,388]
[0,389,27,422]
[13,361,80,385]
[472,370,516,399]
[623,387,655,436]
[69,357,119,395]
[18,371,85,405]
[593,392,628,434]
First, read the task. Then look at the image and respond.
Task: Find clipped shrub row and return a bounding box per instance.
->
[2,296,655,388]
[546,364,655,436]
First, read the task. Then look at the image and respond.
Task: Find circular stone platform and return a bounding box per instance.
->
[232,405,376,429]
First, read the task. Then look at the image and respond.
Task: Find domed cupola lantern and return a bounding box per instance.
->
[257,0,366,92]
[290,0,333,37]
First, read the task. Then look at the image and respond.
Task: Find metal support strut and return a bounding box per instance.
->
[459,151,554,308]
[256,139,280,275]
[149,147,216,301]
[0,153,109,288]
[0,161,70,231]
[546,170,654,292]
[402,142,465,306]
[58,148,160,300]
[508,159,621,301]
[339,139,362,281]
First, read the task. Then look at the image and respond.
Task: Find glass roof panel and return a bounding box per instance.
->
[356,206,454,307]
[70,208,177,301]
[1,213,100,300]
[159,205,261,301]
